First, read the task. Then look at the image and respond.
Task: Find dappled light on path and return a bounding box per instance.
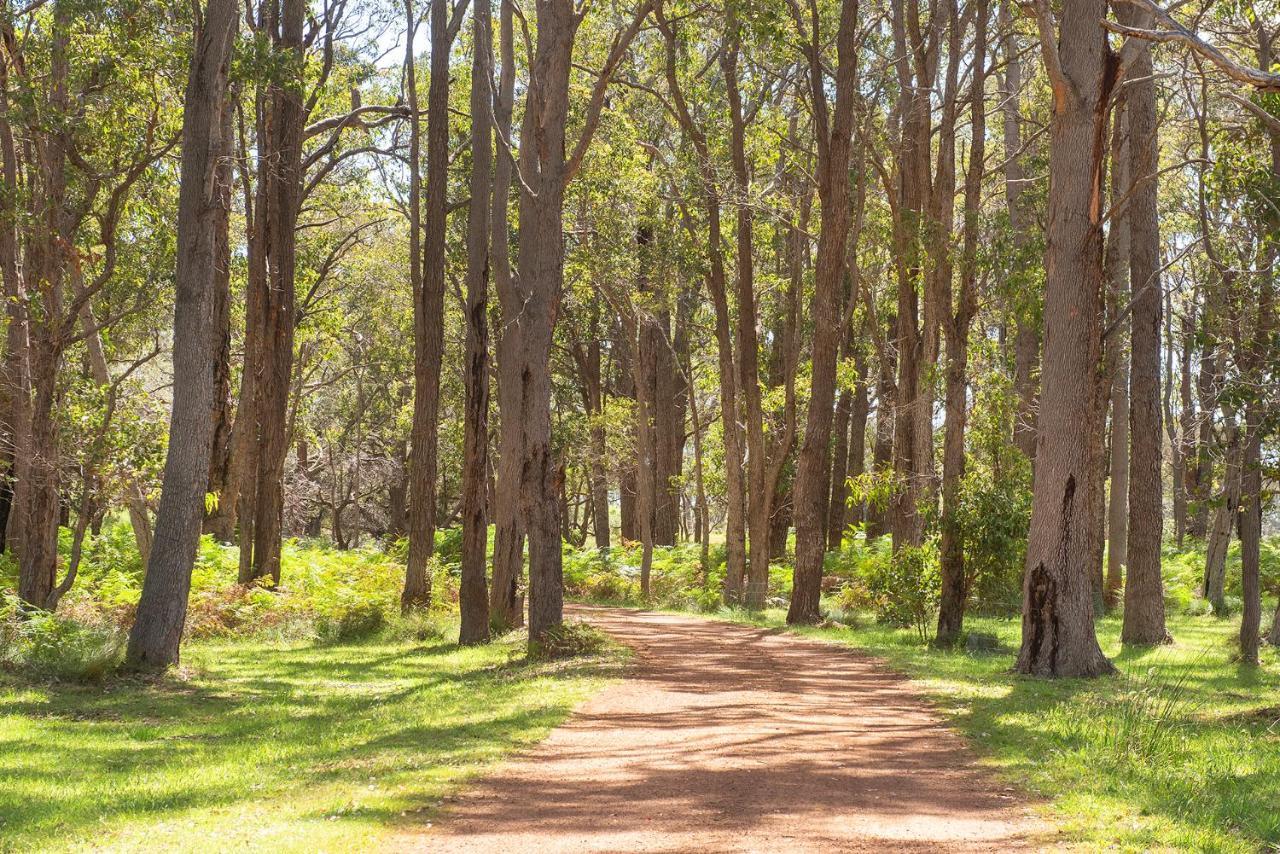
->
[403,607,1047,852]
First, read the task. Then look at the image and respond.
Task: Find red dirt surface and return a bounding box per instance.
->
[405,606,1051,852]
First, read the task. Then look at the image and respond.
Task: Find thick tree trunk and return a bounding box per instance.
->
[1014,0,1116,678]
[126,0,235,668]
[1120,28,1168,645]
[458,0,493,645]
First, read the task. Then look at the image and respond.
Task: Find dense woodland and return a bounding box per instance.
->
[0,0,1278,680]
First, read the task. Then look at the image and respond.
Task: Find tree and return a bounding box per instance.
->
[126,0,237,669]
[459,0,494,645]
[1014,0,1117,678]
[1119,0,1169,645]
[786,0,860,625]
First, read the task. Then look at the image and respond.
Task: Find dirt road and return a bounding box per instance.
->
[409,607,1047,852]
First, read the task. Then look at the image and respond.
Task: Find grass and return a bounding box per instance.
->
[0,623,624,853]
[682,604,1280,853]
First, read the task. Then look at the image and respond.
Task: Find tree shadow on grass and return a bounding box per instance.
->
[0,636,612,849]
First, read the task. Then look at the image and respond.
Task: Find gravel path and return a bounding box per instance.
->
[407,606,1049,852]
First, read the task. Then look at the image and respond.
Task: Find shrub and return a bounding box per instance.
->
[528,620,612,660]
[859,543,941,643]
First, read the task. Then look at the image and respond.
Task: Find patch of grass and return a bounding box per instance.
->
[698,606,1280,853]
[0,624,624,852]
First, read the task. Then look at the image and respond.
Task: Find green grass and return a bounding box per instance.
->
[685,605,1280,853]
[0,625,623,852]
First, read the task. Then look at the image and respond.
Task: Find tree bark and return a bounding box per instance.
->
[489,0,523,630]
[1202,424,1240,616]
[459,0,493,645]
[403,0,450,610]
[1014,0,1117,677]
[657,10,747,603]
[127,0,236,668]
[786,0,859,625]
[1103,100,1130,612]
[936,0,988,647]
[1119,20,1169,645]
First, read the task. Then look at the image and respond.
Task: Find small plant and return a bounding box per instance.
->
[0,597,125,682]
[528,620,611,660]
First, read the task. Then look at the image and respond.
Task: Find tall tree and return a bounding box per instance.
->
[127,0,236,668]
[236,0,306,587]
[459,0,493,645]
[404,0,461,610]
[786,0,860,625]
[509,0,651,642]
[936,0,989,646]
[1119,1,1169,645]
[1014,0,1116,677]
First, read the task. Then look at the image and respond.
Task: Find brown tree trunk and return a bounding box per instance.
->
[720,17,772,609]
[237,0,304,588]
[403,0,450,610]
[624,224,658,597]
[127,0,236,668]
[1014,0,1116,677]
[458,0,493,645]
[489,0,523,630]
[786,0,859,625]
[1119,24,1168,645]
[936,0,988,647]
[1103,101,1130,612]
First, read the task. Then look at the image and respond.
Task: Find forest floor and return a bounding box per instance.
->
[0,626,621,852]
[404,606,1049,853]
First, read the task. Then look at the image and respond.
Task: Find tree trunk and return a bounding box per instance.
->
[658,12,747,604]
[1202,423,1240,615]
[786,0,859,625]
[1014,0,1116,678]
[936,0,987,647]
[720,17,772,610]
[403,0,450,610]
[1119,24,1168,645]
[866,321,895,541]
[126,0,236,668]
[489,0,523,630]
[1002,1,1038,463]
[458,0,493,645]
[1103,100,1130,612]
[237,0,304,588]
